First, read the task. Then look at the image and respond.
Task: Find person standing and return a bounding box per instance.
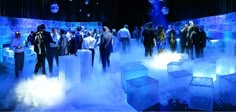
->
[59,29,68,56]
[142,22,155,57]
[82,31,97,67]
[11,31,24,77]
[50,28,60,67]
[99,26,113,71]
[34,24,53,75]
[180,24,188,53]
[156,25,166,54]
[166,25,177,53]
[118,24,131,53]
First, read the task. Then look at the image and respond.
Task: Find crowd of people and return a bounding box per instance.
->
[11,21,207,78]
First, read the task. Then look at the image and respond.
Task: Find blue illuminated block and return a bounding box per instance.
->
[168,70,192,98]
[189,77,214,111]
[167,61,183,72]
[220,73,236,105]
[126,76,159,111]
[121,62,148,92]
[216,58,236,75]
[181,60,194,73]
[193,62,216,80]
[59,55,81,88]
[76,50,92,79]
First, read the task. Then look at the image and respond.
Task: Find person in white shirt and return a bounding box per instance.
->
[117,24,131,53]
[11,31,24,77]
[82,31,97,67]
[50,28,60,67]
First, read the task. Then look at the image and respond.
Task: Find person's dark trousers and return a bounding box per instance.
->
[46,48,54,73]
[51,47,59,66]
[34,54,46,75]
[187,46,194,60]
[199,47,204,57]
[145,46,153,57]
[88,48,95,67]
[14,52,24,77]
[181,45,186,53]
[195,46,201,58]
[120,38,130,53]
[100,50,111,71]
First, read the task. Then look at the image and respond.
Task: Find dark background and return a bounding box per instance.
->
[0,0,235,29]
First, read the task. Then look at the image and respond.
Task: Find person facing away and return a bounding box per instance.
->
[11,31,24,78]
[166,25,177,53]
[142,22,155,57]
[117,24,131,53]
[82,31,97,67]
[59,29,68,56]
[75,26,84,50]
[34,24,54,75]
[99,26,113,72]
[180,24,188,53]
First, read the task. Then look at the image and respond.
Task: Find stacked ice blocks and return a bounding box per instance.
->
[59,55,81,87]
[121,62,148,92]
[168,70,192,98]
[220,73,236,105]
[193,62,216,80]
[126,76,159,111]
[189,77,214,111]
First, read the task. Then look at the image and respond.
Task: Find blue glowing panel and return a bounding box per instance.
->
[220,73,236,105]
[216,57,236,75]
[126,76,159,111]
[193,62,216,80]
[188,77,214,111]
[121,62,148,93]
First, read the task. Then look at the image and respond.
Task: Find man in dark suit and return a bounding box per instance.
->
[34,24,54,75]
[99,26,113,72]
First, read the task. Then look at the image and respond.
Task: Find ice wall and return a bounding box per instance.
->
[172,12,236,40]
[0,16,102,62]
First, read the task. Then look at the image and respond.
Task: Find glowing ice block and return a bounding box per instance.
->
[126,76,159,111]
[181,59,194,73]
[168,70,192,98]
[193,62,216,80]
[121,62,148,92]
[167,61,183,72]
[216,58,236,75]
[76,49,92,79]
[189,77,214,111]
[59,55,81,87]
[220,73,236,105]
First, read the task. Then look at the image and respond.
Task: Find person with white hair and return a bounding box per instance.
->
[117,24,131,53]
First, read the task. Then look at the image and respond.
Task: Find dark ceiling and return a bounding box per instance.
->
[0,0,235,29]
